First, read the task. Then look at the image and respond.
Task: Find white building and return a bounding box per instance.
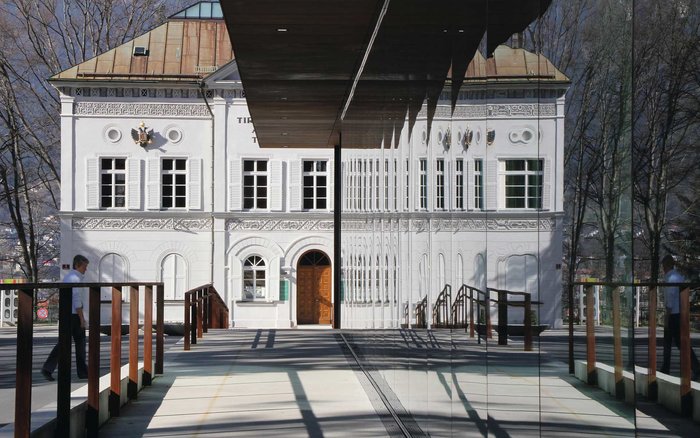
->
[52,1,568,329]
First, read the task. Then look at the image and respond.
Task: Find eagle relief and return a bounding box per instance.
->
[131,121,154,147]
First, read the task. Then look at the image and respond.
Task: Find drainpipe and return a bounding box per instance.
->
[199,82,216,285]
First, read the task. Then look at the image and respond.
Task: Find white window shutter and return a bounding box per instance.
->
[328,159,334,211]
[269,160,283,211]
[486,160,498,211]
[188,158,202,210]
[466,159,475,210]
[414,160,420,211]
[146,158,161,210]
[289,160,301,211]
[86,158,99,210]
[542,158,551,211]
[229,159,242,211]
[127,159,142,210]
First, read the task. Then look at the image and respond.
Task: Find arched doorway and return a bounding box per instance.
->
[296,251,331,324]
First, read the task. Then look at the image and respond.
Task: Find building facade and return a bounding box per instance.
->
[53,1,568,329]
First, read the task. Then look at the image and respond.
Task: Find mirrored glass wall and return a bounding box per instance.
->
[334,0,698,435]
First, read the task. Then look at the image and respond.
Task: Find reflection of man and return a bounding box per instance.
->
[41,255,89,381]
[660,255,700,381]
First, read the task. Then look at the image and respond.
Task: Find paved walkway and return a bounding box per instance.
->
[97,329,697,437]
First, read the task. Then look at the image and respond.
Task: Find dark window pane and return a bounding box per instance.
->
[103,187,112,196]
[317,199,327,209]
[317,188,327,198]
[175,186,186,196]
[102,159,112,170]
[163,198,172,208]
[115,159,126,170]
[163,174,173,184]
[258,187,267,198]
[101,174,112,184]
[175,159,186,170]
[102,198,112,208]
[244,198,253,209]
[257,199,267,209]
[115,174,126,184]
[303,188,314,198]
[244,187,254,197]
[258,161,267,171]
[116,186,126,195]
[303,161,313,172]
[243,175,254,186]
[303,176,314,187]
[175,174,186,185]
[258,176,267,186]
[317,161,327,172]
[162,186,172,196]
[162,160,173,171]
[317,176,326,187]
[505,160,525,171]
[115,198,125,207]
[303,199,313,209]
[175,197,186,207]
[243,160,254,172]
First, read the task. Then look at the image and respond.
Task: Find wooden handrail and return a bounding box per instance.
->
[183,284,229,351]
[573,281,698,416]
[1,281,164,438]
[432,284,452,328]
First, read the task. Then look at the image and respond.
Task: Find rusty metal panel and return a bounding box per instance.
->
[148,23,168,75]
[197,21,217,72]
[216,22,234,68]
[181,21,201,74]
[113,41,134,74]
[130,32,151,75]
[95,48,117,74]
[164,21,184,75]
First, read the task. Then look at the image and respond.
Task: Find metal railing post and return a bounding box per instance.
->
[469,288,475,338]
[143,285,153,386]
[524,294,532,352]
[184,292,191,351]
[110,287,122,417]
[647,286,657,401]
[56,286,72,436]
[498,290,508,345]
[680,287,692,416]
[612,286,624,399]
[586,284,597,385]
[128,286,139,400]
[15,287,33,438]
[87,287,101,437]
[156,283,164,375]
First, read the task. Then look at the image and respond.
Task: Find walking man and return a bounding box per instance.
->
[41,255,89,381]
[660,254,700,380]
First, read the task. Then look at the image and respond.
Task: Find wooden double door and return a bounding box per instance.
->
[297,252,332,325]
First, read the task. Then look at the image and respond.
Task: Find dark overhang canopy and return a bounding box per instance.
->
[221,0,551,149]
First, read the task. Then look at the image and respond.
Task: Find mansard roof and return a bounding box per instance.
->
[51,5,233,82]
[459,46,568,84]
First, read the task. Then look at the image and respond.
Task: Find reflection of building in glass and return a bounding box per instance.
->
[53,1,567,328]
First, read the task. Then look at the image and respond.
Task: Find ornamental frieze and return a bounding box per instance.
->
[73,217,212,231]
[451,103,557,119]
[74,102,210,117]
[226,219,334,231]
[338,218,554,232]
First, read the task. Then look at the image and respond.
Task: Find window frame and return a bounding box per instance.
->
[435,158,445,210]
[242,159,269,210]
[474,159,484,211]
[242,255,267,301]
[455,158,464,210]
[418,158,428,210]
[500,158,543,210]
[100,157,127,209]
[302,159,329,211]
[161,157,188,209]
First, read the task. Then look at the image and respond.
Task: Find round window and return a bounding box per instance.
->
[106,127,121,143]
[167,128,183,143]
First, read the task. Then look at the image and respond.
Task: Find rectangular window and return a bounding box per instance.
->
[393,159,398,211]
[455,159,464,210]
[161,158,187,208]
[100,158,126,208]
[242,159,268,209]
[503,159,543,209]
[302,160,328,210]
[405,159,410,210]
[384,159,389,211]
[419,158,427,210]
[375,159,380,210]
[436,159,445,210]
[474,159,483,210]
